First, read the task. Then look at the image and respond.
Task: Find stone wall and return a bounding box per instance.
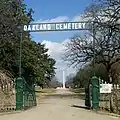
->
[0,70,16,112]
[99,89,120,115]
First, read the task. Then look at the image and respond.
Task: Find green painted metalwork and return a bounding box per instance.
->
[20,21,96,111]
[16,77,24,110]
[85,84,91,109]
[23,78,37,109]
[15,26,23,111]
[19,26,22,77]
[16,77,37,110]
[91,76,100,109]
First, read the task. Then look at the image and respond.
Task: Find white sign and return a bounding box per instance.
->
[100,84,112,93]
[23,22,90,32]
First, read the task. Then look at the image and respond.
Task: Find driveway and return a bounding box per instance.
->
[0,89,119,120]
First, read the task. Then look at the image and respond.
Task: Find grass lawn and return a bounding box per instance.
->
[70,88,85,93]
[35,88,56,93]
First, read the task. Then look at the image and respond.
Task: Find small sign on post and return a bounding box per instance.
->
[100,84,112,93]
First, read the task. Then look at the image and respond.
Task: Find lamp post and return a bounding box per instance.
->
[19,25,23,77]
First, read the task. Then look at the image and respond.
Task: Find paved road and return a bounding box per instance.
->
[0,89,119,120]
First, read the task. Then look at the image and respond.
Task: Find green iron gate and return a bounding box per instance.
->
[85,81,91,109]
[15,77,37,110]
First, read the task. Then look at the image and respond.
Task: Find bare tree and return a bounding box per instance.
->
[63,0,120,83]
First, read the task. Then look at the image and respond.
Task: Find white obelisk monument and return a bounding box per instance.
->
[62,70,66,89]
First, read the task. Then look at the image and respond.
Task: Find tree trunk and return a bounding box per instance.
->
[106,64,112,83]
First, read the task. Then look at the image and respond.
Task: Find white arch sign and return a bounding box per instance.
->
[23,22,91,32]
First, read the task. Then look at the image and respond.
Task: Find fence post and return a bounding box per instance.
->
[15,77,24,110]
[33,84,37,106]
[85,83,91,109]
[91,75,100,110]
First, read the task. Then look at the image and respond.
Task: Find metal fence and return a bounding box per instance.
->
[15,77,37,110]
[85,77,120,115]
[23,79,37,109]
[0,77,37,113]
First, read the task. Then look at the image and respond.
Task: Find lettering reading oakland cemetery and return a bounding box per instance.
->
[23,22,88,32]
